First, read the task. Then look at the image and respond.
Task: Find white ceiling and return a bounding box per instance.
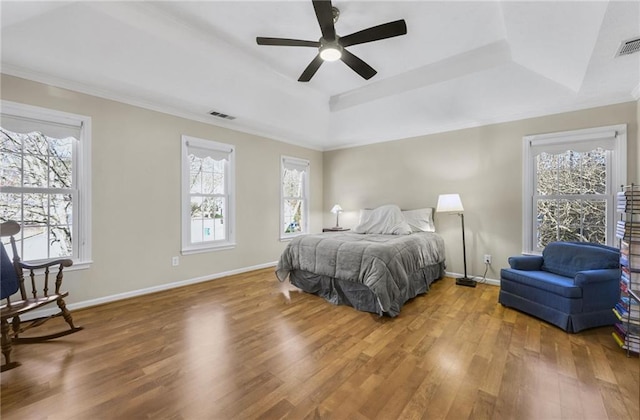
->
[1,1,639,151]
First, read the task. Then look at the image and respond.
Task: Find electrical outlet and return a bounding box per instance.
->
[172,256,179,266]
[483,254,492,264]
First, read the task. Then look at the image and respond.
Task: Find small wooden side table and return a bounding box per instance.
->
[322,227,350,232]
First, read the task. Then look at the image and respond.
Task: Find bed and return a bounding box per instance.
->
[275,205,446,316]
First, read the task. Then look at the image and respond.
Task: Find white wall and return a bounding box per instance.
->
[323,102,639,281]
[1,74,323,305]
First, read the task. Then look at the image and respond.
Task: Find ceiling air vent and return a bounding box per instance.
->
[616,36,640,57]
[209,110,236,120]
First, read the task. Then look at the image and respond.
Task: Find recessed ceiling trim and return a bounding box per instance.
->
[329,40,512,112]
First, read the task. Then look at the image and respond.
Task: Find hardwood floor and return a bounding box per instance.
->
[1,268,638,419]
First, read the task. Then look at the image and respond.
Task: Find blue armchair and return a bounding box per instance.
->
[499,241,620,333]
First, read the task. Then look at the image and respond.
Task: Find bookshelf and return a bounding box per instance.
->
[613,183,640,356]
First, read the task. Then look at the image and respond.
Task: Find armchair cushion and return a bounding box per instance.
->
[501,268,581,298]
[541,241,619,278]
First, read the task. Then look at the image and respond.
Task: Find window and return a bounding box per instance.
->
[0,100,91,266]
[522,125,626,253]
[280,156,309,239]
[181,135,235,253]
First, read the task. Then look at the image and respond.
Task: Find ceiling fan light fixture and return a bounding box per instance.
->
[320,43,342,61]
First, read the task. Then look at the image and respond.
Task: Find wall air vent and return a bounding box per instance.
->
[209,110,236,120]
[616,36,640,57]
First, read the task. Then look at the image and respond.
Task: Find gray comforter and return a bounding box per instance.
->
[276,232,446,315]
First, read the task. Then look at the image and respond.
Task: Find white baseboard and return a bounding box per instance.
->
[19,261,278,321]
[18,264,496,322]
[445,271,500,286]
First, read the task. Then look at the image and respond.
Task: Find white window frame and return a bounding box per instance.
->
[522,124,626,254]
[280,156,310,240]
[181,135,235,254]
[0,100,92,269]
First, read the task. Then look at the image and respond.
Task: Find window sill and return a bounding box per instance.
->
[69,260,93,271]
[182,243,236,255]
[17,259,93,275]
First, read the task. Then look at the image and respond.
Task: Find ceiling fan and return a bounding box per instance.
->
[256,0,407,82]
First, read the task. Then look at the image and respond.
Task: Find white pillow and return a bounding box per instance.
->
[358,209,373,225]
[354,204,412,235]
[402,208,436,232]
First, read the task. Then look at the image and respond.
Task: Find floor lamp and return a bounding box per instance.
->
[436,194,476,287]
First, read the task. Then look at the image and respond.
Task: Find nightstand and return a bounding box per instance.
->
[322,227,350,232]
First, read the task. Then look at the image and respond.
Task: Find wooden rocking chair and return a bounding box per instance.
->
[1,221,82,371]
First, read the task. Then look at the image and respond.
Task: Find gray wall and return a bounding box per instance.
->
[323,101,639,281]
[1,74,323,305]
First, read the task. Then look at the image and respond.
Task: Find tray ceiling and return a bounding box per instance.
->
[1,1,639,150]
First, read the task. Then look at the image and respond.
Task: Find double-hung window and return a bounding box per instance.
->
[522,124,626,253]
[0,100,91,266]
[281,156,309,239]
[181,135,235,253]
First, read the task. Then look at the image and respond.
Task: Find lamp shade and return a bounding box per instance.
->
[330,204,343,214]
[436,194,464,213]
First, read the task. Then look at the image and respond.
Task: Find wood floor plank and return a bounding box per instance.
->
[1,268,638,419]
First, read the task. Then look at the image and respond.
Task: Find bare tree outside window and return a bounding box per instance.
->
[282,168,304,234]
[535,148,607,248]
[189,154,226,242]
[1,128,75,260]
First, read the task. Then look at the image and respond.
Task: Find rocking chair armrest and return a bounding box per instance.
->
[20,259,73,271]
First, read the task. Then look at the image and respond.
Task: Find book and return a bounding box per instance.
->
[620,254,640,268]
[612,331,640,353]
[613,326,640,345]
[620,296,640,313]
[616,220,640,237]
[621,266,640,278]
[616,222,640,239]
[612,330,625,347]
[615,302,640,320]
[617,206,640,214]
[621,241,640,256]
[615,320,640,337]
[613,307,640,325]
[622,265,640,274]
[617,220,640,229]
[618,188,640,195]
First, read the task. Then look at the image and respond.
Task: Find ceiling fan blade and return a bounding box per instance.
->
[340,19,407,47]
[256,37,319,47]
[340,49,377,80]
[312,0,336,41]
[298,55,324,82]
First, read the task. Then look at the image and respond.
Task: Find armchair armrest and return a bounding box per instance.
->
[574,268,621,286]
[508,255,543,271]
